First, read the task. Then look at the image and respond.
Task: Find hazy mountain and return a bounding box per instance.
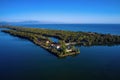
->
[0,21,47,25]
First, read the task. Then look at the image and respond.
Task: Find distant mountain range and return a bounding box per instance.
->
[0,21,49,25]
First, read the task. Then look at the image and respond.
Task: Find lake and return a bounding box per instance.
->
[0,24,120,80]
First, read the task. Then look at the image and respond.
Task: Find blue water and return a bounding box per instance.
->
[17,24,120,35]
[49,37,59,43]
[0,24,120,80]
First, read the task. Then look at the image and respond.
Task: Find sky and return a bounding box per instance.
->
[0,0,120,24]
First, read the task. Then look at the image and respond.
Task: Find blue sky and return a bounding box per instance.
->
[0,0,120,23]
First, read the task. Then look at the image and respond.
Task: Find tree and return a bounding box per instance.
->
[59,40,67,54]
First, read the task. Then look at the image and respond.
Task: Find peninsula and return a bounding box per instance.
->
[0,25,120,57]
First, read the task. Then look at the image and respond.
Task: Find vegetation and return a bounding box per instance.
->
[1,25,120,46]
[0,25,120,57]
[0,25,80,57]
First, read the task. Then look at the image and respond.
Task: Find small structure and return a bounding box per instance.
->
[55,44,61,49]
[46,40,50,44]
[51,43,61,49]
[66,49,72,52]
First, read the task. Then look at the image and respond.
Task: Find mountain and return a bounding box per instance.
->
[0,21,46,25]
[15,21,42,24]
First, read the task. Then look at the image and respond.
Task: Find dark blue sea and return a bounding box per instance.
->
[19,24,120,35]
[0,24,120,80]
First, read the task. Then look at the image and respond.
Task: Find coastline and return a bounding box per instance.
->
[1,26,80,57]
[1,25,120,57]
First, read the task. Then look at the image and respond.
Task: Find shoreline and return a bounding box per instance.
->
[2,29,80,57]
[1,25,120,57]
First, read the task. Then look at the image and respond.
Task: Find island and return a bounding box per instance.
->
[0,25,120,57]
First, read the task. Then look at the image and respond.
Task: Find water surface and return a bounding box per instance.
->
[17,24,120,35]
[0,24,120,80]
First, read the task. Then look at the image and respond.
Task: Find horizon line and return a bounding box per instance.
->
[0,21,120,24]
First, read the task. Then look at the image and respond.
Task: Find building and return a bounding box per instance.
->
[66,49,72,52]
[51,43,61,49]
[46,40,50,44]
